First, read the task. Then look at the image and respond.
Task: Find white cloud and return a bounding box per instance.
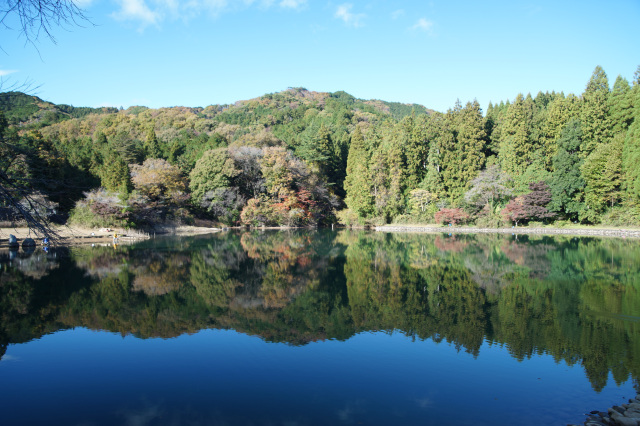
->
[335,3,365,28]
[411,17,433,32]
[279,0,307,9]
[391,9,404,19]
[0,69,18,77]
[111,0,302,27]
[112,0,159,27]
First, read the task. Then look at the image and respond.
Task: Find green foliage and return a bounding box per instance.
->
[2,65,638,230]
[549,119,585,220]
[100,150,132,194]
[344,126,373,217]
[622,84,640,205]
[581,133,624,221]
[189,148,240,205]
[499,93,536,178]
[580,66,611,156]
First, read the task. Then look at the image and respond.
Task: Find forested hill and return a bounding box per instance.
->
[0,91,119,126]
[1,66,639,230]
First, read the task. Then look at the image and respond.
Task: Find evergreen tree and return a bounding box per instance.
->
[580,66,611,156]
[622,83,640,205]
[144,125,163,159]
[608,75,633,135]
[499,93,535,179]
[549,119,585,220]
[542,94,580,170]
[420,114,448,201]
[100,149,132,194]
[344,126,373,217]
[400,113,430,192]
[445,100,486,203]
[581,132,624,220]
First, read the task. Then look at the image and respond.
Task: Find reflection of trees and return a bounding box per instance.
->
[3,250,61,280]
[342,232,488,356]
[0,231,639,391]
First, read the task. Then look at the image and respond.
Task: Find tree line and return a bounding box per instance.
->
[1,65,639,231]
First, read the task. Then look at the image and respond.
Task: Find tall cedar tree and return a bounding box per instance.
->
[581,133,624,221]
[344,126,373,217]
[580,66,611,156]
[541,94,580,170]
[446,100,486,203]
[549,119,585,220]
[499,94,535,179]
[622,81,640,205]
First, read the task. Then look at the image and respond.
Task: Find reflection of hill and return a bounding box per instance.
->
[0,231,639,391]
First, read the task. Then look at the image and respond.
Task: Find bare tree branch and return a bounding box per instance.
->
[1,0,90,45]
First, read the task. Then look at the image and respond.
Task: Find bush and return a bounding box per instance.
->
[336,208,366,227]
[68,204,128,228]
[474,214,504,228]
[599,206,640,227]
[553,220,572,228]
[435,208,470,226]
[527,221,544,228]
[240,198,279,227]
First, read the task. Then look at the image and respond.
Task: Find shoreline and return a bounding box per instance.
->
[375,225,640,239]
[0,225,223,248]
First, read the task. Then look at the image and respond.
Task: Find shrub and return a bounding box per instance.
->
[474,214,504,228]
[336,208,364,227]
[68,189,130,228]
[599,206,640,227]
[435,208,470,226]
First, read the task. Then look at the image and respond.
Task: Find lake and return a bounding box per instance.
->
[0,230,638,425]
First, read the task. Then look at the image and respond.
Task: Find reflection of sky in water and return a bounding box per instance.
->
[0,328,634,426]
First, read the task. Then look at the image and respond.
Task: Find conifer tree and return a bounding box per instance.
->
[542,94,580,170]
[580,66,611,156]
[100,149,132,194]
[344,126,373,217]
[445,100,486,202]
[581,132,624,219]
[400,113,430,192]
[622,82,640,205]
[608,75,633,135]
[549,119,585,220]
[499,93,535,179]
[144,126,163,159]
[421,114,448,201]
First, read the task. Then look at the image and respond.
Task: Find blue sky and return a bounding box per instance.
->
[1,0,639,113]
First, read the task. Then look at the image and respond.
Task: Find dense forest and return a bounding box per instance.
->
[1,65,639,230]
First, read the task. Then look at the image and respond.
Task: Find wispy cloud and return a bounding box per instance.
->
[279,0,307,9]
[410,17,433,33]
[0,69,18,77]
[335,3,365,28]
[111,0,305,28]
[112,0,159,27]
[391,9,404,20]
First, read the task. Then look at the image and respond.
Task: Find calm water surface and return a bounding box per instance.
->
[0,230,638,425]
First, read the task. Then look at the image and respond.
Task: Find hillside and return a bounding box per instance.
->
[0,91,118,127]
[0,65,638,232]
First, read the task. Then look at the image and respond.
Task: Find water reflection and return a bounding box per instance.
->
[0,230,639,392]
